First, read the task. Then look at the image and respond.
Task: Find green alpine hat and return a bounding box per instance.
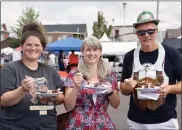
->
[133,11,160,28]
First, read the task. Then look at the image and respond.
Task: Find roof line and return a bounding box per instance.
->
[43,24,86,25]
[46,31,85,34]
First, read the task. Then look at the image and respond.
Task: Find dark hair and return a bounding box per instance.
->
[71,50,75,53]
[21,22,47,49]
[59,50,63,53]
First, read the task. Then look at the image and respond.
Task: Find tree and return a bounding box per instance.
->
[11,6,40,38]
[9,38,21,48]
[92,11,113,39]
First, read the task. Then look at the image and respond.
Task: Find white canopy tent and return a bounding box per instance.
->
[12,50,21,61]
[72,41,138,56]
[100,33,111,42]
[177,35,181,39]
[73,42,137,55]
[101,42,137,55]
[1,47,13,55]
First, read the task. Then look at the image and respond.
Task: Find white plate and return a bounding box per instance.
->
[35,92,63,97]
[135,87,161,93]
[85,85,111,90]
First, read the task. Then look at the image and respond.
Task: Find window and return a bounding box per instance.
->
[115,30,119,37]
[73,34,77,38]
[47,36,52,42]
[73,34,80,39]
[79,35,84,40]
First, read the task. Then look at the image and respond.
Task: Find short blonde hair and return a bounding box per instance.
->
[78,36,111,80]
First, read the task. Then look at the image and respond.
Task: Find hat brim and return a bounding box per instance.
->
[133,19,160,28]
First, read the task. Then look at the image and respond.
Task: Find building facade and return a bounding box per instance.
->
[111,25,166,43]
[43,24,88,43]
[110,25,138,42]
[1,24,9,42]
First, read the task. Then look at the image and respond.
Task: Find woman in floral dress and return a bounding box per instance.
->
[64,36,120,130]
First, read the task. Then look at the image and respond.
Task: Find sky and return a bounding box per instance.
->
[1,1,181,36]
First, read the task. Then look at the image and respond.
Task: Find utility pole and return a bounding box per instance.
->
[77,28,79,39]
[123,2,127,38]
[112,18,115,41]
[156,1,159,20]
[156,1,161,42]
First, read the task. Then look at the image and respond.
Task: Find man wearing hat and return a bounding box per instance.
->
[120,11,181,129]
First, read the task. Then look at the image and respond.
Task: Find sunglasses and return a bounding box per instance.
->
[137,29,156,36]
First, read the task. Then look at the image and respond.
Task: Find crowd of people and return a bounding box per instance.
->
[0,11,181,130]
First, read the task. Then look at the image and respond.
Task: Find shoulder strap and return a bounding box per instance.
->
[133,46,145,72]
[154,42,165,71]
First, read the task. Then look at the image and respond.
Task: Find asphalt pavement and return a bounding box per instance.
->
[56,94,181,130]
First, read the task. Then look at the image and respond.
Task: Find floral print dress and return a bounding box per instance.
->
[64,70,118,130]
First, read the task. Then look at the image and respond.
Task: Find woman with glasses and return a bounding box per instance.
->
[0,22,64,130]
[120,11,181,129]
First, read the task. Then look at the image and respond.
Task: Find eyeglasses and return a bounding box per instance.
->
[137,29,156,36]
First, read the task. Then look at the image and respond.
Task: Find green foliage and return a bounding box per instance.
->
[92,11,113,39]
[11,6,39,38]
[9,38,21,48]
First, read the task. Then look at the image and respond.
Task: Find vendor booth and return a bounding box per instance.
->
[45,37,82,51]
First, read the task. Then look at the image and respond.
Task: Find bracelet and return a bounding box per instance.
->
[106,91,114,97]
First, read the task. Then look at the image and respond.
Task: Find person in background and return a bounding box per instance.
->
[120,11,182,129]
[58,50,66,71]
[0,22,64,130]
[48,52,56,65]
[64,36,120,130]
[69,50,78,65]
[67,50,78,71]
